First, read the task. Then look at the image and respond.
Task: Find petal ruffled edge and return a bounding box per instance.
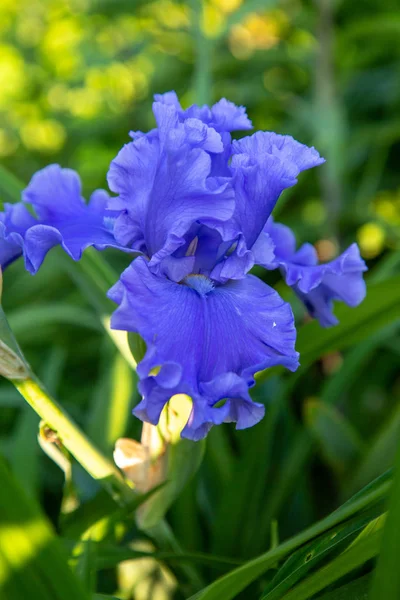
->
[108,257,299,439]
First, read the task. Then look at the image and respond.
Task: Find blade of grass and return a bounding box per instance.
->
[317,573,371,600]
[261,506,383,600]
[369,440,400,600]
[188,472,390,600]
[278,528,381,600]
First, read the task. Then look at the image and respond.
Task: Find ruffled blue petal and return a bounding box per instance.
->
[108,256,298,439]
[264,218,367,327]
[0,204,35,269]
[153,91,253,133]
[232,133,324,245]
[0,165,129,273]
[208,132,324,282]
[107,106,235,267]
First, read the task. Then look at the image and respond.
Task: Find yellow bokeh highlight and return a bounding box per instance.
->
[202,4,226,38]
[67,87,103,118]
[0,45,26,107]
[156,0,190,28]
[0,519,53,588]
[374,190,400,227]
[20,119,66,153]
[357,222,385,259]
[42,17,83,55]
[229,11,283,59]
[212,0,242,14]
[0,0,19,16]
[375,199,398,222]
[41,17,83,78]
[86,62,149,109]
[10,102,42,125]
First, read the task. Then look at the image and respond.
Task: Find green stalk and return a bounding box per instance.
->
[12,376,135,507]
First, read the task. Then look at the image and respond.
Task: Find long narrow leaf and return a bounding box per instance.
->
[188,472,390,600]
[369,441,400,599]
[0,455,89,600]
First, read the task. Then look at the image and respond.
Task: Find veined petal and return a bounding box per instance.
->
[211,132,325,280]
[107,127,235,265]
[108,257,298,439]
[0,165,129,273]
[231,133,324,247]
[232,131,325,177]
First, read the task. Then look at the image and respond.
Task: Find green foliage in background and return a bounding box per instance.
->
[1,0,400,599]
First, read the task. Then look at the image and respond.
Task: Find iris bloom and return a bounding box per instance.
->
[0,93,367,439]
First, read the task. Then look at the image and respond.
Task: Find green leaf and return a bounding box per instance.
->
[188,471,390,600]
[72,539,97,594]
[0,163,23,204]
[278,528,381,600]
[0,455,89,600]
[304,399,365,474]
[87,351,135,455]
[211,379,295,558]
[346,402,400,496]
[370,441,400,600]
[257,322,400,537]
[94,544,243,570]
[8,304,101,339]
[261,506,382,600]
[10,408,40,498]
[62,483,166,546]
[296,276,400,369]
[317,574,371,600]
[258,276,400,384]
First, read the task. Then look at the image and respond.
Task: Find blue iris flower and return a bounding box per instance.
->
[261,217,368,327]
[0,92,367,439]
[0,165,130,274]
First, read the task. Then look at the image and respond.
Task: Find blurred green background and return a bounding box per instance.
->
[1,0,400,599]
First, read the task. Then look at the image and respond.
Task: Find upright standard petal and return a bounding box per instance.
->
[137,94,252,179]
[232,132,324,246]
[0,165,128,274]
[107,111,235,266]
[264,219,368,327]
[108,257,299,439]
[153,91,253,133]
[208,132,325,282]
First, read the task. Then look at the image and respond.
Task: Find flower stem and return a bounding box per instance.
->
[12,376,135,507]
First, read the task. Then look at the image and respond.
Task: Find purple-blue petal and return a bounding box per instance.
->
[0,165,129,273]
[108,256,299,438]
[231,133,324,246]
[153,91,252,133]
[263,217,367,327]
[107,126,235,266]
